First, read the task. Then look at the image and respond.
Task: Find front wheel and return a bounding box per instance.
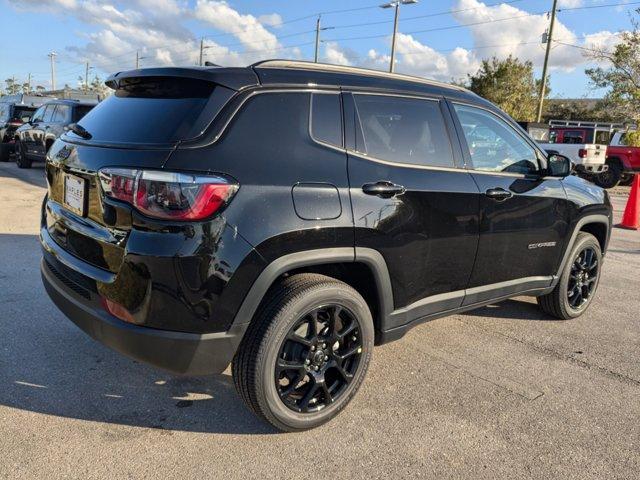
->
[15,141,32,169]
[232,273,374,432]
[595,162,622,188]
[537,232,602,320]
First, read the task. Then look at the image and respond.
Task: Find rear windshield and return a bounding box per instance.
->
[73,77,217,144]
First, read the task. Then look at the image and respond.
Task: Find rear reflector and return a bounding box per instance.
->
[101,297,136,324]
[98,168,238,221]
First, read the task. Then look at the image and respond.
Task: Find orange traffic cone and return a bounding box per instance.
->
[619,174,640,230]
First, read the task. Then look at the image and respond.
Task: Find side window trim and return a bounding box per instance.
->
[447,99,547,176]
[345,90,463,171]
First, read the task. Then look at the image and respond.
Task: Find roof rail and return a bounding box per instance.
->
[251,59,466,91]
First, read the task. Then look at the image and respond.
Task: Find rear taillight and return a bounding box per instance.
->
[98,168,238,221]
[578,149,587,158]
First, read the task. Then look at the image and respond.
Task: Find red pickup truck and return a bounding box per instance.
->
[600,132,640,188]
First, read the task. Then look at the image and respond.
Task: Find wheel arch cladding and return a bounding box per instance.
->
[231,248,394,344]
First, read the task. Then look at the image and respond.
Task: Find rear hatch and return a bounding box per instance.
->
[44,75,232,273]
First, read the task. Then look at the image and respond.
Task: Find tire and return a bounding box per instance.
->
[15,141,32,169]
[595,161,622,188]
[232,273,374,432]
[537,232,602,320]
[0,143,10,162]
[619,173,634,187]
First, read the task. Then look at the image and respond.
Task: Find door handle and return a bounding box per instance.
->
[362,181,405,198]
[485,187,513,201]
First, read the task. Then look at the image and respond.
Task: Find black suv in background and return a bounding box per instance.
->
[15,99,96,168]
[0,94,55,161]
[40,61,612,431]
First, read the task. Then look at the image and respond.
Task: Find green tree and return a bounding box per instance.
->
[465,55,546,121]
[585,9,640,145]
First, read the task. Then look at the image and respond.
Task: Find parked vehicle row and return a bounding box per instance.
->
[40,60,611,431]
[0,94,55,161]
[520,120,639,188]
[14,99,96,168]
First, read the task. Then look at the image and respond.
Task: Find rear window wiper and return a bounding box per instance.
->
[67,123,92,140]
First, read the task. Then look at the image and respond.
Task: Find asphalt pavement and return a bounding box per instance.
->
[0,160,638,479]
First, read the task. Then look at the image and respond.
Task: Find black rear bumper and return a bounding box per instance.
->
[41,257,247,375]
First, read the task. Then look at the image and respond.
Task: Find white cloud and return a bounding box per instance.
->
[193,0,280,52]
[8,0,286,74]
[558,0,583,8]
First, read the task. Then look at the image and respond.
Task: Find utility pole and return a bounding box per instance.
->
[380,0,418,73]
[536,0,558,122]
[313,16,334,63]
[199,38,204,66]
[84,62,90,93]
[315,16,321,63]
[27,73,32,93]
[136,51,140,69]
[48,51,57,91]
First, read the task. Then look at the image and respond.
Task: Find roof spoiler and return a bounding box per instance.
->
[105,67,259,91]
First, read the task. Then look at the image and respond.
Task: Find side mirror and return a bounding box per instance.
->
[547,153,573,177]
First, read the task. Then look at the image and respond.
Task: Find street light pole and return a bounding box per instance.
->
[389,3,400,73]
[536,0,558,122]
[380,0,418,73]
[48,51,57,91]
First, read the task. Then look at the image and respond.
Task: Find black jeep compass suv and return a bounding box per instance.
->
[41,60,612,431]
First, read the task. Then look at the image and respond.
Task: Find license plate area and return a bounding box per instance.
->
[63,173,87,216]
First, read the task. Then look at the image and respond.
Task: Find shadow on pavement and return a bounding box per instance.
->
[0,161,47,189]
[463,298,559,321]
[0,233,276,435]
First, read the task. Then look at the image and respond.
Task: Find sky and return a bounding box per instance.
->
[0,0,638,98]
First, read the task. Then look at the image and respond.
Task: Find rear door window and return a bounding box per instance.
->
[42,105,56,122]
[52,104,70,123]
[353,94,454,168]
[73,77,221,144]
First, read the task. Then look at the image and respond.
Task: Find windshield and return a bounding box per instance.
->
[72,77,217,144]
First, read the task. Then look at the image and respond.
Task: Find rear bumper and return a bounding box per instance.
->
[41,256,247,375]
[575,163,608,174]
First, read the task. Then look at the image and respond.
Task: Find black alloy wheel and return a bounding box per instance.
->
[567,246,599,310]
[276,304,362,413]
[537,232,602,320]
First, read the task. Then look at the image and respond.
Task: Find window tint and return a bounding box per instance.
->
[74,105,94,122]
[31,106,46,122]
[594,130,611,145]
[42,105,55,122]
[75,77,217,144]
[354,95,453,167]
[310,93,342,147]
[13,107,36,121]
[454,104,538,175]
[0,105,8,121]
[52,104,70,123]
[562,130,585,144]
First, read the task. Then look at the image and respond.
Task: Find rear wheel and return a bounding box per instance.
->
[232,273,374,432]
[537,232,602,320]
[595,161,622,188]
[0,142,10,162]
[619,173,634,187]
[15,141,32,169]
